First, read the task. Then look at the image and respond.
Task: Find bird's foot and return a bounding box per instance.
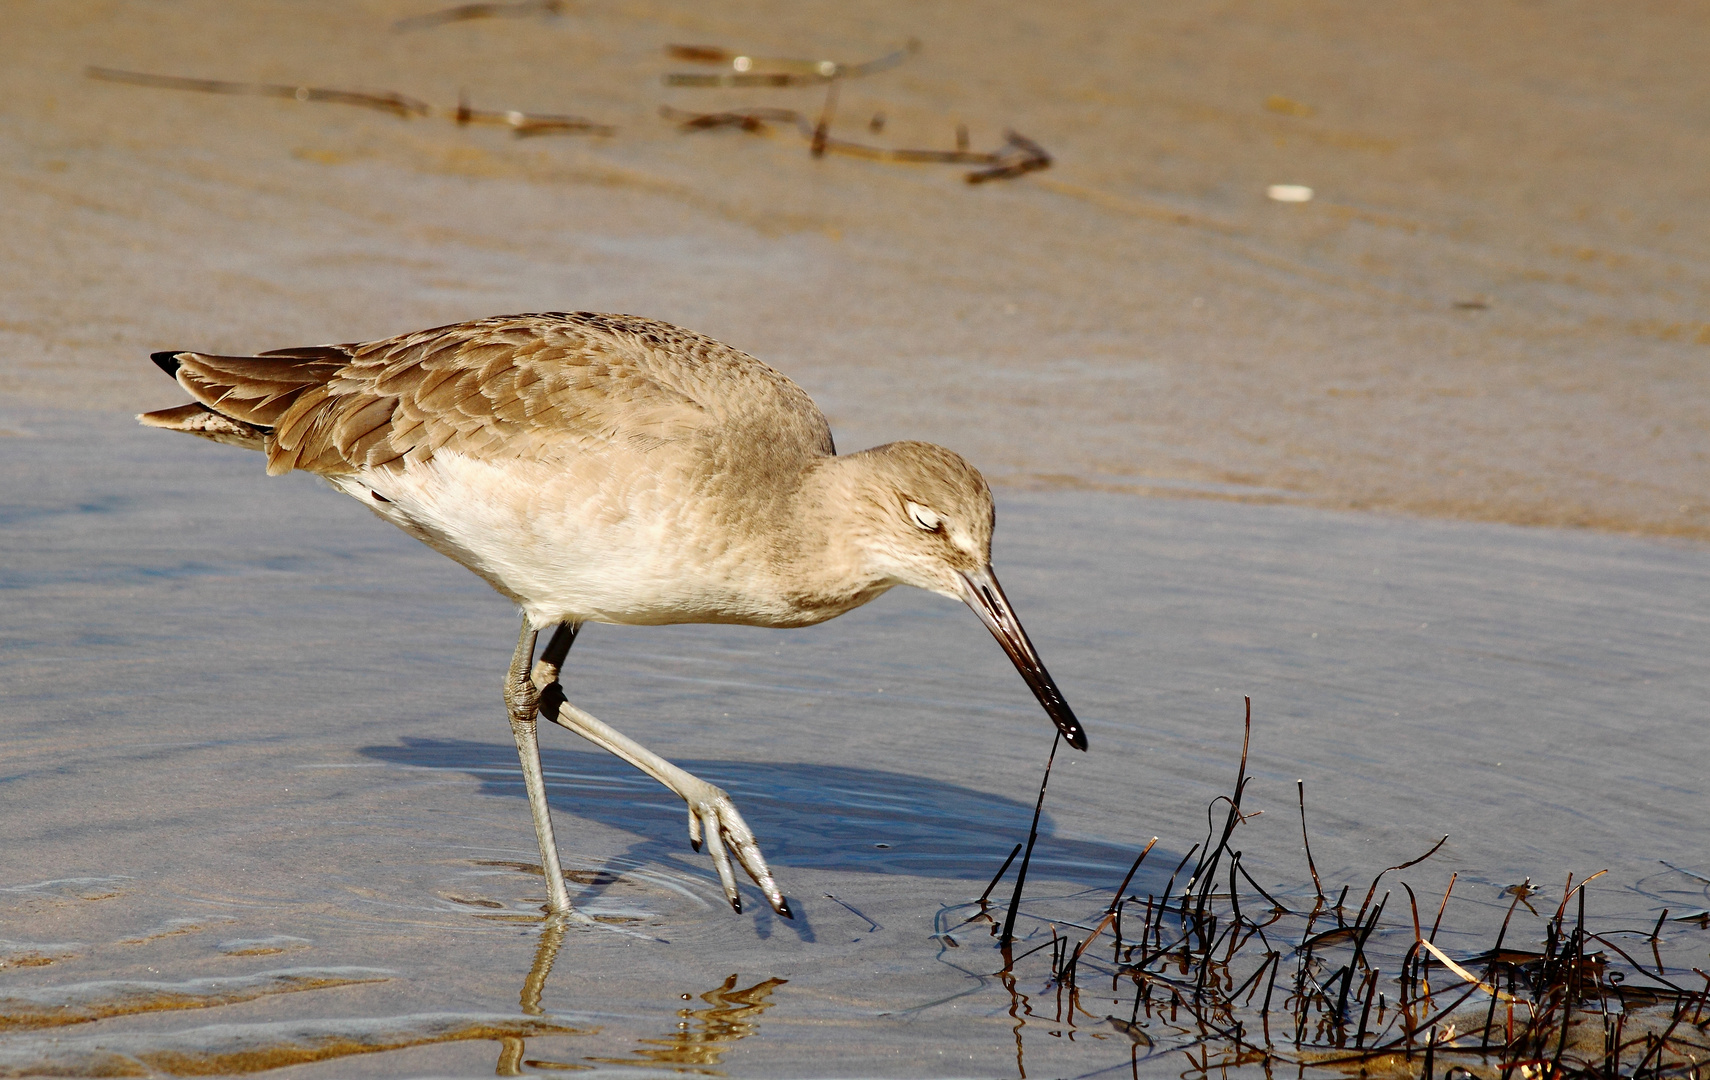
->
[683,784,791,919]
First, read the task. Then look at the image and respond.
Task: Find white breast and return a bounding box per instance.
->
[331,451,795,628]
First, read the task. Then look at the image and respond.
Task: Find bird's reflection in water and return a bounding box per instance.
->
[496,915,576,1074]
[585,973,787,1074]
[496,915,786,1075]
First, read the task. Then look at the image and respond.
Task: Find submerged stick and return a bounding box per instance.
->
[1000,731,1062,953]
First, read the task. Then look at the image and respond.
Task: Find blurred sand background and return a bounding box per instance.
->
[3,0,1707,539]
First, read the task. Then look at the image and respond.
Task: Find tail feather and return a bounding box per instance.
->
[141,347,355,461]
[137,402,268,451]
[172,351,350,429]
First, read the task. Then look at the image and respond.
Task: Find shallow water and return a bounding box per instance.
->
[2,414,1706,1076]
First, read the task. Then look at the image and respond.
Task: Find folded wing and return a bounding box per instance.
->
[139,313,829,477]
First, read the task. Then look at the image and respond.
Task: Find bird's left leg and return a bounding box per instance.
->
[533,682,789,918]
[504,616,578,916]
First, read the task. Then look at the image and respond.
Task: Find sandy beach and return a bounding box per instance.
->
[2,2,1708,1077]
[4,0,1708,537]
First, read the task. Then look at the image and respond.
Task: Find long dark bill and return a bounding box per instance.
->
[958,566,1088,751]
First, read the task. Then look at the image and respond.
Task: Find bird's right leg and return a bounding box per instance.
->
[504,616,575,916]
[534,685,789,918]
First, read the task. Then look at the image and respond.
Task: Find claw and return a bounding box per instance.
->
[681,786,789,918]
[699,807,742,912]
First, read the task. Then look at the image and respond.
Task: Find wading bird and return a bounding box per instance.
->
[140,312,1086,918]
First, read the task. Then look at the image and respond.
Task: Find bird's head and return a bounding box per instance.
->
[840,440,994,596]
[833,441,1088,751]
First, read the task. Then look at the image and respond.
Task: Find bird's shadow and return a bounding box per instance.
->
[361,737,1154,889]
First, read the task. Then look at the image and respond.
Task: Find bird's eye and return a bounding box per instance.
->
[906,501,943,533]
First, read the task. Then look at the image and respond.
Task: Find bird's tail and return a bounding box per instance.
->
[138,346,350,458]
[137,401,270,451]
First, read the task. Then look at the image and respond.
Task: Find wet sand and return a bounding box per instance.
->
[2,0,1708,537]
[3,2,1709,1076]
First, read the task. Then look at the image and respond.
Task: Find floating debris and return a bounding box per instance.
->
[454,93,615,137]
[86,67,430,119]
[85,36,1046,185]
[663,39,919,87]
[659,106,1050,183]
[1268,183,1315,203]
[394,0,566,33]
[85,68,612,138]
[660,40,1047,182]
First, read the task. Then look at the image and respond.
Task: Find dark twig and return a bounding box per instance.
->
[1429,872,1457,943]
[456,92,615,136]
[1353,835,1449,930]
[87,66,430,118]
[394,0,565,32]
[663,39,919,87]
[87,66,615,137]
[1110,838,1160,915]
[978,843,1025,907]
[965,130,1052,183]
[1296,780,1324,901]
[810,77,838,158]
[1000,732,1061,954]
[661,105,1050,181]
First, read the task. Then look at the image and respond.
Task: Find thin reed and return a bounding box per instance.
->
[948,698,1710,1079]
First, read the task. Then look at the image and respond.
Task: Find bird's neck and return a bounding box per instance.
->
[776,453,897,619]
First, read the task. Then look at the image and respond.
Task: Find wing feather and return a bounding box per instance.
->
[153,312,834,478]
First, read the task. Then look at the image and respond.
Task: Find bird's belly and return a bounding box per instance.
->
[335,452,815,628]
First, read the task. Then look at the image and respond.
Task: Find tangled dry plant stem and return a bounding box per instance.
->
[949,698,1710,1079]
